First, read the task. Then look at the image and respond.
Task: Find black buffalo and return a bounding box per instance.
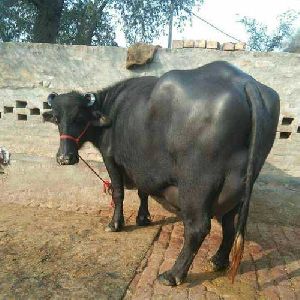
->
[43,61,280,286]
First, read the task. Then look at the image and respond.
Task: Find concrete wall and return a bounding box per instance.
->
[0,42,299,176]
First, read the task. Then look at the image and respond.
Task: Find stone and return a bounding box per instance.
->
[222,42,235,51]
[234,42,246,50]
[206,40,221,49]
[277,124,293,133]
[42,81,51,87]
[13,108,27,115]
[126,43,161,69]
[183,40,195,48]
[172,40,184,49]
[194,40,206,48]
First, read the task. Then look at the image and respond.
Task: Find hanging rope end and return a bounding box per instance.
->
[103,180,113,195]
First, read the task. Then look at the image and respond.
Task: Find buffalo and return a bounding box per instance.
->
[43,61,280,286]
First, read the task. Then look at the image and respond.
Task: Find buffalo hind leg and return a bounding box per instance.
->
[136,190,151,226]
[210,205,240,271]
[158,180,219,286]
[158,213,211,286]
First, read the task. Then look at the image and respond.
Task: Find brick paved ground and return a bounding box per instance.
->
[125,219,300,300]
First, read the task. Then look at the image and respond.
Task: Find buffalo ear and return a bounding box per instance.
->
[91,111,112,127]
[42,110,56,124]
[98,115,112,127]
[47,92,58,107]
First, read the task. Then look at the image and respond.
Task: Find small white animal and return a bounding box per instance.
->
[0,147,10,173]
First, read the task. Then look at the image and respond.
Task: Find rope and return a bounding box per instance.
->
[184,8,243,43]
[78,154,113,196]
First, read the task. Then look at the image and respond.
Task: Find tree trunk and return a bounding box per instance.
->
[74,11,99,45]
[168,0,174,49]
[74,0,108,46]
[30,0,64,43]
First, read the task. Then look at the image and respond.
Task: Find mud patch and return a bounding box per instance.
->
[0,204,160,299]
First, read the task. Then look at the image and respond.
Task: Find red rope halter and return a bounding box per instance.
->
[59,121,114,207]
[60,121,91,145]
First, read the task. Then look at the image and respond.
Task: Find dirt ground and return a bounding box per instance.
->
[0,204,162,299]
[0,154,299,299]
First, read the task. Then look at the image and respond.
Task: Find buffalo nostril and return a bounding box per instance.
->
[57,155,66,165]
[56,154,77,165]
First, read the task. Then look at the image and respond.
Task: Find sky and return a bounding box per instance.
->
[116,0,300,47]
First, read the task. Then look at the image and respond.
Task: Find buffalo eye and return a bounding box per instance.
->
[42,111,58,124]
[99,115,112,127]
[91,111,112,127]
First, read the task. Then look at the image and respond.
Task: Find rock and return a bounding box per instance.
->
[194,40,206,48]
[222,42,235,51]
[172,40,184,49]
[206,41,221,49]
[126,43,161,69]
[183,40,195,48]
[234,42,246,51]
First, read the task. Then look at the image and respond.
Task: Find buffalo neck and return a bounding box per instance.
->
[95,78,138,116]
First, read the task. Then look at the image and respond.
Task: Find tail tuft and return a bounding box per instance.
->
[227,233,244,283]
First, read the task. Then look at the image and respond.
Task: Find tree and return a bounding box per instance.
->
[0,0,35,42]
[115,0,203,45]
[58,0,116,46]
[0,0,203,46]
[26,0,65,43]
[239,10,299,52]
[285,29,300,53]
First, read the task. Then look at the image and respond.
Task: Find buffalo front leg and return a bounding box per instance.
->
[103,157,125,232]
[136,190,151,226]
[106,187,125,232]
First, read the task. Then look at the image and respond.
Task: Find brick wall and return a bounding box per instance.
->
[0,42,299,176]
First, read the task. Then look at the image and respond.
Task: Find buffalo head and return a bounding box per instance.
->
[42,91,111,165]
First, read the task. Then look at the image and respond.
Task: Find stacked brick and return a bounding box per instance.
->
[1,100,299,143]
[277,115,297,140]
[172,39,246,51]
[0,100,49,121]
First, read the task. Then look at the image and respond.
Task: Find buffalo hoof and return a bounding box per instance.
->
[209,255,229,271]
[105,218,124,232]
[136,215,151,226]
[157,272,182,286]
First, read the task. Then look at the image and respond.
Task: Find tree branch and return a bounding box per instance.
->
[97,0,109,14]
[25,0,43,8]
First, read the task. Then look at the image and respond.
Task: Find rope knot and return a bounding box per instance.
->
[102,180,113,195]
[77,155,114,208]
